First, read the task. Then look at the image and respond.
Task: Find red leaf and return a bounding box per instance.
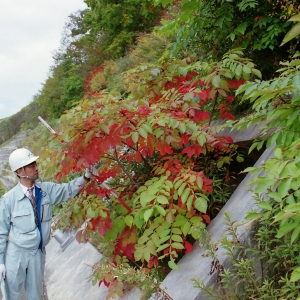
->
[137,106,152,116]
[182,145,203,157]
[182,146,195,158]
[226,95,235,102]
[227,79,245,89]
[95,169,117,183]
[203,177,214,185]
[198,88,212,100]
[147,135,155,157]
[122,243,136,260]
[178,133,190,146]
[98,224,108,236]
[204,185,213,193]
[148,256,159,268]
[140,148,148,157]
[225,170,230,182]
[68,150,77,159]
[224,136,234,144]
[184,241,193,253]
[115,227,138,259]
[98,217,113,236]
[227,113,235,120]
[97,189,107,197]
[135,151,142,163]
[185,71,198,81]
[156,142,173,155]
[109,123,119,133]
[194,145,203,156]
[91,217,101,231]
[75,229,83,243]
[100,280,110,287]
[54,172,62,183]
[202,214,211,224]
[102,137,113,151]
[221,112,235,120]
[192,111,210,122]
[88,213,113,236]
[172,111,186,118]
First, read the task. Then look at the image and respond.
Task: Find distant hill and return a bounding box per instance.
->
[0,131,29,191]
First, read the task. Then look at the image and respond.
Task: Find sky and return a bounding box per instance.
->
[0,0,87,120]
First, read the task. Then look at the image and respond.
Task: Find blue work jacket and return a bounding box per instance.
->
[0,176,86,264]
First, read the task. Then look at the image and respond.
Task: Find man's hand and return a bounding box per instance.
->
[0,264,6,282]
[84,166,99,179]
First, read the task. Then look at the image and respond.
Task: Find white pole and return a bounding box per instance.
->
[38,116,57,135]
[37,117,120,199]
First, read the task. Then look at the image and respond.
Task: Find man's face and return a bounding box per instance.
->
[17,161,39,180]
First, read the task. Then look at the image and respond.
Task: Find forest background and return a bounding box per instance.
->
[1,0,298,139]
[1,0,300,299]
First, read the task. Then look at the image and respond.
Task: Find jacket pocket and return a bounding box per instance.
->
[12,209,36,233]
[41,203,52,222]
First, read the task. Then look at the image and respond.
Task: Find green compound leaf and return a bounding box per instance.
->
[195,197,208,213]
[290,267,300,282]
[276,222,298,239]
[168,259,180,270]
[144,208,153,223]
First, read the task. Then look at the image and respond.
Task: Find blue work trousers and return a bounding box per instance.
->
[5,242,45,300]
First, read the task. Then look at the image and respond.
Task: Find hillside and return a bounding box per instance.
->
[0,131,28,192]
[1,1,300,298]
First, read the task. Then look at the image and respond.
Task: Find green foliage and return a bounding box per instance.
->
[192,212,300,299]
[36,49,256,296]
[37,59,85,119]
[2,0,300,297]
[229,27,300,294]
[83,0,163,59]
[0,3,166,137]
[86,32,171,95]
[190,27,300,299]
[245,140,300,244]
[233,53,300,150]
[88,252,173,299]
[281,13,300,46]
[0,101,40,145]
[156,0,298,77]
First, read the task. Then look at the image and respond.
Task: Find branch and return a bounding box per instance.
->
[113,147,137,185]
[209,90,219,125]
[121,141,152,171]
[102,154,117,161]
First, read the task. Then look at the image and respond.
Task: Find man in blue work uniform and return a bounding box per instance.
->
[0,148,96,300]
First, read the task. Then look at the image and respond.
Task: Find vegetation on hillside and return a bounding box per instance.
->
[2,0,300,298]
[1,0,298,143]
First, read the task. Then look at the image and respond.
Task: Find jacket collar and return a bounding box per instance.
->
[16,183,26,201]
[35,182,42,189]
[15,182,42,201]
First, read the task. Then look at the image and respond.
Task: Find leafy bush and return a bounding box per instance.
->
[192,23,300,298]
[192,212,300,299]
[36,49,262,298]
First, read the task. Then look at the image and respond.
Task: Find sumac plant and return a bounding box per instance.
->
[43,49,261,294]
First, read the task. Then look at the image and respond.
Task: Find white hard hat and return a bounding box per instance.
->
[9,148,39,171]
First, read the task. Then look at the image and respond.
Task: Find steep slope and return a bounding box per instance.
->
[0,131,28,190]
